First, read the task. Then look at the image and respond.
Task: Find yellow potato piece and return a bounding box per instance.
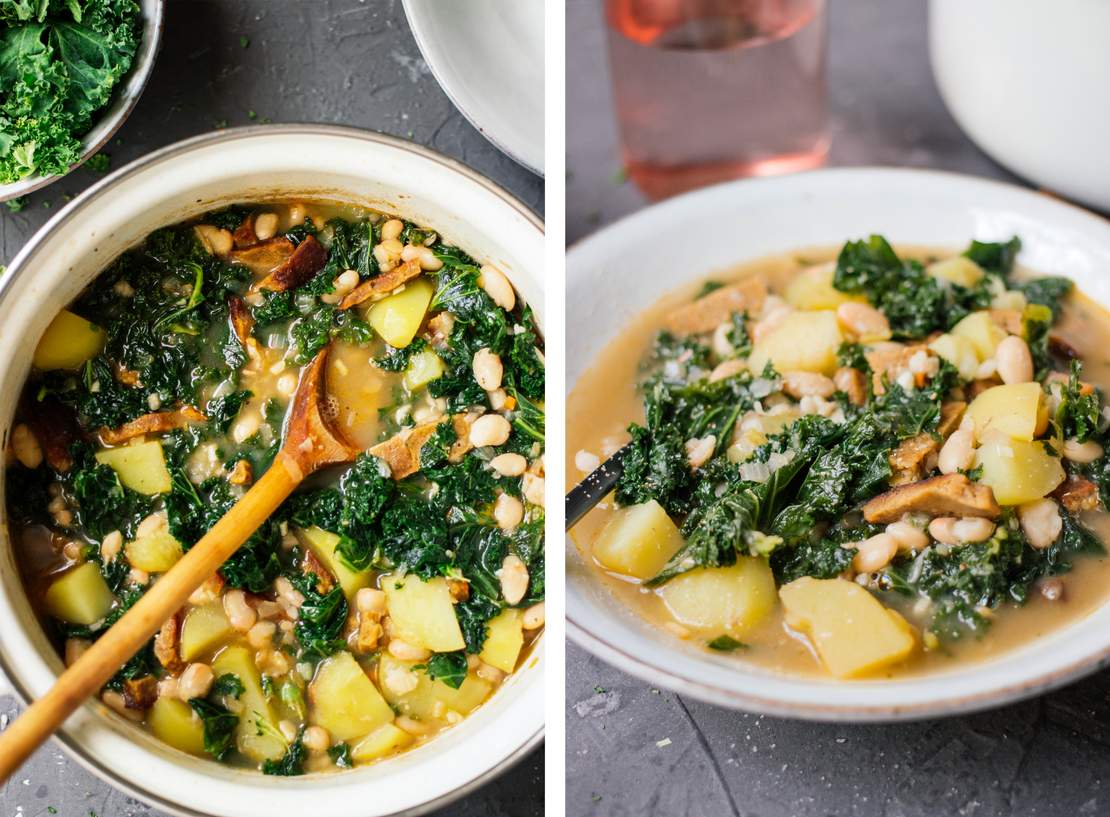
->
[927,256,985,288]
[296,526,373,603]
[378,653,492,720]
[748,310,843,375]
[367,277,434,348]
[783,264,865,310]
[966,382,1044,442]
[951,311,1008,361]
[33,309,106,371]
[211,645,285,762]
[658,558,777,636]
[180,603,235,661]
[402,348,445,391]
[383,575,465,652]
[928,333,979,381]
[95,440,172,495]
[975,430,1065,506]
[43,562,115,625]
[351,723,414,764]
[779,577,917,679]
[309,652,394,742]
[479,608,524,673]
[592,500,685,580]
[148,697,206,757]
[125,529,182,573]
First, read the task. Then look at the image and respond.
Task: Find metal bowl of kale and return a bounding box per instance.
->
[0,0,164,201]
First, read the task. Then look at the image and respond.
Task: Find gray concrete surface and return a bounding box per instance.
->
[0,2,542,816]
[567,0,1110,815]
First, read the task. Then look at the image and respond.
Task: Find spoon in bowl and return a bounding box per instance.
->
[0,345,358,782]
[564,443,634,530]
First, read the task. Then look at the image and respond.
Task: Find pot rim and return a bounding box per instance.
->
[0,123,544,816]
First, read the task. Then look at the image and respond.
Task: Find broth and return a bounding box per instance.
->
[568,243,1110,679]
[9,200,545,772]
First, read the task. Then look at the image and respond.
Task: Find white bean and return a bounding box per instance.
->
[223,589,257,632]
[995,335,1034,384]
[522,473,545,507]
[247,620,276,649]
[100,530,123,563]
[478,265,516,312]
[752,303,792,343]
[491,452,527,477]
[938,427,976,475]
[303,725,331,753]
[1063,438,1104,464]
[380,218,404,240]
[709,358,746,383]
[522,601,545,630]
[11,423,42,468]
[685,435,716,470]
[493,492,524,531]
[837,301,891,341]
[574,449,600,473]
[885,521,928,552]
[356,587,386,615]
[176,663,214,701]
[928,517,959,546]
[254,212,279,240]
[952,517,995,543]
[472,348,504,391]
[276,372,297,397]
[388,638,430,662]
[781,371,836,399]
[194,225,233,256]
[136,512,167,538]
[852,533,899,573]
[498,553,529,605]
[469,413,512,447]
[1018,498,1062,550]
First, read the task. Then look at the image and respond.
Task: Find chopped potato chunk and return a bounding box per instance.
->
[351,723,414,764]
[592,500,684,580]
[180,603,234,661]
[783,264,864,310]
[33,309,106,371]
[378,653,492,719]
[309,652,395,743]
[367,276,434,348]
[975,429,1065,505]
[211,646,286,762]
[966,382,1044,442]
[125,529,182,573]
[658,558,777,635]
[479,608,524,673]
[951,311,1008,361]
[95,440,172,494]
[383,575,466,652]
[297,526,372,603]
[148,697,206,757]
[927,256,985,288]
[748,310,843,375]
[780,577,917,678]
[43,562,114,625]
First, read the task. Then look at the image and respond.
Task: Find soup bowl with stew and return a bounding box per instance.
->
[0,125,544,816]
[566,166,1110,721]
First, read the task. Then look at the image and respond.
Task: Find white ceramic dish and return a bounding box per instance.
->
[0,125,544,816]
[567,166,1110,721]
[929,0,1110,213]
[0,0,164,202]
[403,0,544,176]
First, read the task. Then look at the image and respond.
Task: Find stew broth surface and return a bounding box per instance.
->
[568,245,1110,679]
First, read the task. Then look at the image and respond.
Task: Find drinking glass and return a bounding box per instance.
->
[605,0,829,200]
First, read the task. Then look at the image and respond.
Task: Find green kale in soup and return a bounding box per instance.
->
[6,202,545,771]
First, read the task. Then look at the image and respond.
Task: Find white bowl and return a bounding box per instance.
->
[567,166,1110,721]
[403,0,545,176]
[0,125,544,816]
[929,0,1110,213]
[0,0,165,202]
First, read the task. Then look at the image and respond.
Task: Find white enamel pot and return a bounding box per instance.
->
[0,125,544,816]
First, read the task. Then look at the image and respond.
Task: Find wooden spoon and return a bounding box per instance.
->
[0,345,358,782]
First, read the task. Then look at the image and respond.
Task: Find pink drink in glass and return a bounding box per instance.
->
[605,0,829,200]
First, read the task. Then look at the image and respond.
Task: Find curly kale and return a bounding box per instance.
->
[286,572,348,663]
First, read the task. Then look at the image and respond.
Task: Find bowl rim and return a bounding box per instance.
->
[0,0,166,202]
[566,164,1110,722]
[0,123,544,815]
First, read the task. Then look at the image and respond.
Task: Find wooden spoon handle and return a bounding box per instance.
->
[0,454,302,783]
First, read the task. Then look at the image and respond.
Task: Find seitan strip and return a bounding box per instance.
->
[338,259,423,310]
[258,235,328,292]
[228,295,261,359]
[153,613,183,672]
[368,421,441,480]
[1053,475,1100,513]
[100,406,206,445]
[228,236,295,276]
[448,414,473,463]
[863,473,1001,524]
[302,549,335,594]
[232,214,257,249]
[888,434,937,486]
[664,278,767,336]
[122,676,158,711]
[938,401,967,436]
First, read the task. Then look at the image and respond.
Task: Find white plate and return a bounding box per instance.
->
[403,0,544,176]
[567,167,1110,721]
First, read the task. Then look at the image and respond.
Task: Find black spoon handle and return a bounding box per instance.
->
[565,443,633,531]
